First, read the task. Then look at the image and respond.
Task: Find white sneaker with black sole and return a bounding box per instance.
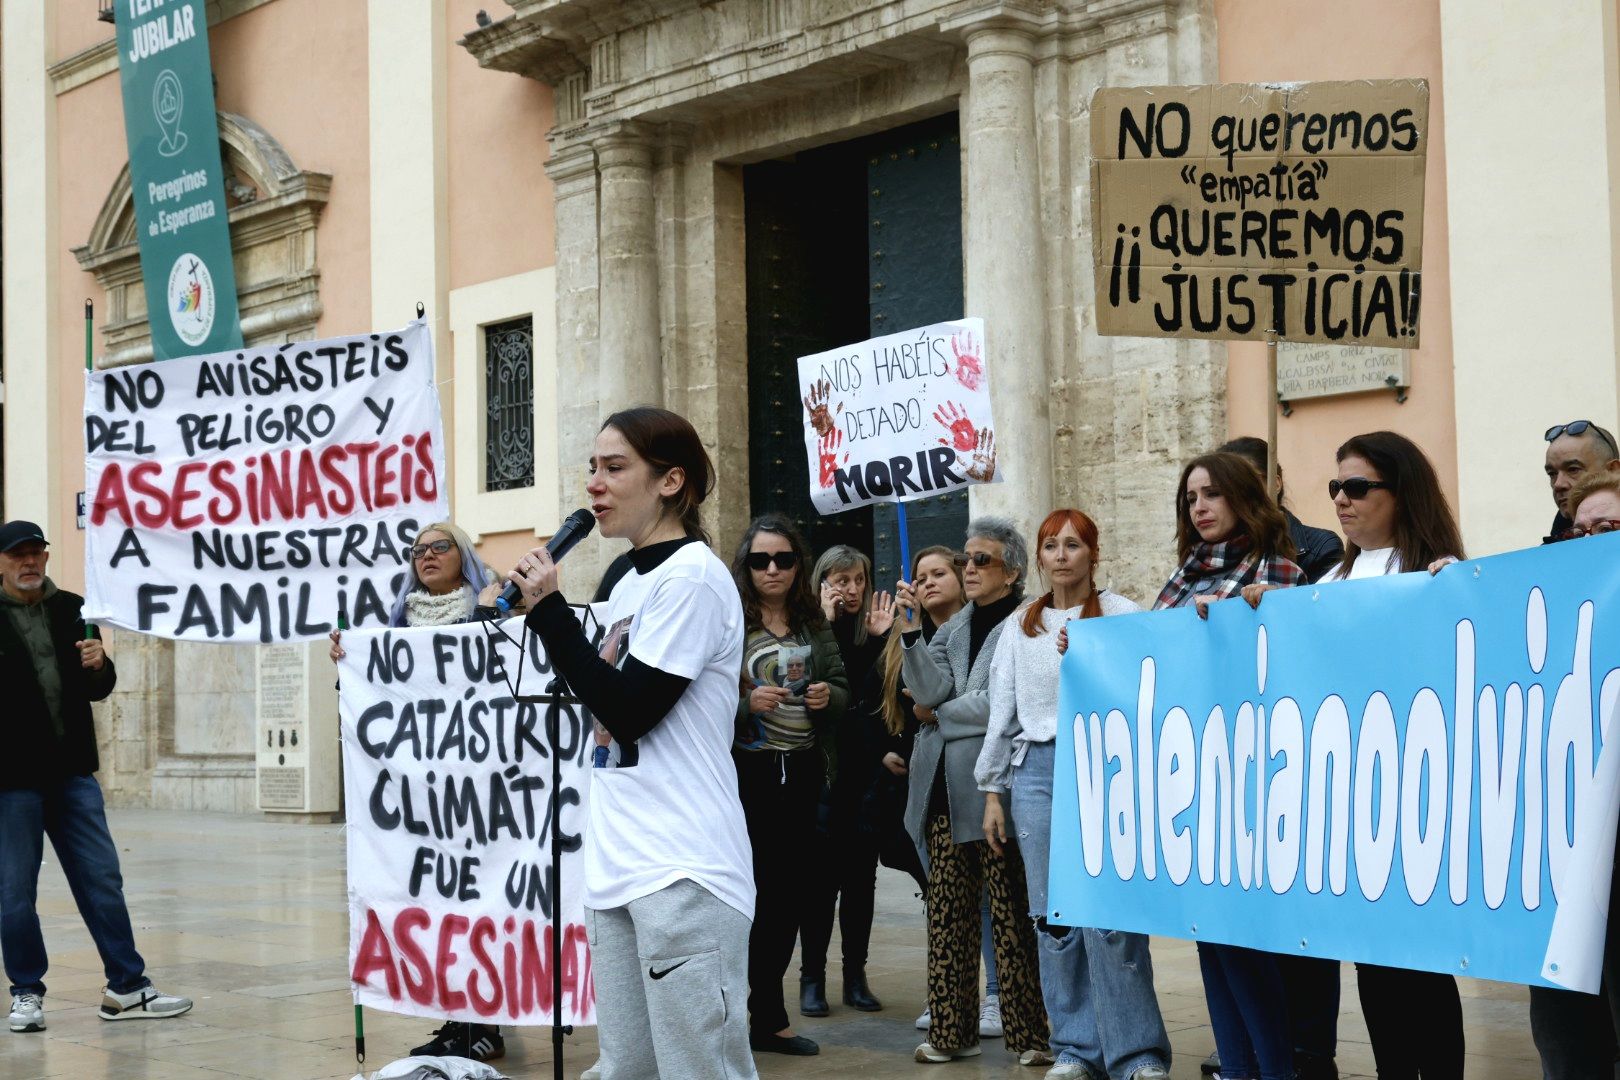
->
[8,993,44,1033]
[99,985,193,1021]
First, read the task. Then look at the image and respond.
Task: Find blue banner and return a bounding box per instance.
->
[1050,535,1620,992]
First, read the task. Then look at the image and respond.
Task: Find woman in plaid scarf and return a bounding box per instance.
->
[1157,451,1304,1080]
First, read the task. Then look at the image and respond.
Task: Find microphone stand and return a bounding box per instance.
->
[509,603,599,1080]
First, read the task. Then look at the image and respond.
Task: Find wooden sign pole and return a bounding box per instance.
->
[1266,328,1280,494]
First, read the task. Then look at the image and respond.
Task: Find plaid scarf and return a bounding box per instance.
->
[1154,536,1307,611]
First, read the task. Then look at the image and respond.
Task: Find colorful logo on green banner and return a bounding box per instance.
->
[114,0,242,359]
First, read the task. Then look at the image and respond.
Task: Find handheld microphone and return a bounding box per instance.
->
[495,508,597,612]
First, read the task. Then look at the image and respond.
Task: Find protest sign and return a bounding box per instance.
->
[1049,536,1620,992]
[114,0,243,358]
[1090,80,1428,348]
[82,321,448,643]
[797,318,1001,515]
[341,616,598,1026]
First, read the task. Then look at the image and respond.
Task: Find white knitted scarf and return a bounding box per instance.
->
[403,584,475,627]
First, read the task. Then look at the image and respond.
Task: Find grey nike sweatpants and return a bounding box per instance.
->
[586,878,757,1080]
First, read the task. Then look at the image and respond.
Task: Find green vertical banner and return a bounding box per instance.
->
[114,0,243,359]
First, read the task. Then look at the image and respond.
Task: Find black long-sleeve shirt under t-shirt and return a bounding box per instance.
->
[524,537,698,747]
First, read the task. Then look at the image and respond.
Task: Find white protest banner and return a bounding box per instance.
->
[797,317,1000,515]
[341,616,598,1026]
[1091,80,1428,347]
[83,321,448,642]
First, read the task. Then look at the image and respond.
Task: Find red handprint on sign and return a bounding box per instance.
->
[803,379,841,437]
[818,428,850,489]
[933,401,977,452]
[964,427,997,482]
[951,332,983,391]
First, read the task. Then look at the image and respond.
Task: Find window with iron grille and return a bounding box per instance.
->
[484,316,534,492]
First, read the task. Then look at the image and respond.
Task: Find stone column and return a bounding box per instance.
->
[594,121,662,418]
[546,139,608,594]
[955,16,1050,548]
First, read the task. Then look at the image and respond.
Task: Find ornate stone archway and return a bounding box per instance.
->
[73,111,331,366]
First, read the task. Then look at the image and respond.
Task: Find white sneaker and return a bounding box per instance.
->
[1046,1064,1096,1080]
[915,1007,931,1030]
[978,993,1004,1038]
[99,985,193,1021]
[580,1062,602,1080]
[8,993,43,1033]
[1020,1049,1056,1067]
[915,1041,982,1063]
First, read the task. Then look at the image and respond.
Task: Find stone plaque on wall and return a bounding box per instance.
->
[1276,341,1410,402]
[254,642,339,817]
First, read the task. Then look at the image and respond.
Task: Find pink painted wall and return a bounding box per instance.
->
[1216,0,1457,536]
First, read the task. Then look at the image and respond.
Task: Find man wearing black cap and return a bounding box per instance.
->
[0,520,192,1034]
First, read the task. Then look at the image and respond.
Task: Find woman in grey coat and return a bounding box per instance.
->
[894,517,1049,1066]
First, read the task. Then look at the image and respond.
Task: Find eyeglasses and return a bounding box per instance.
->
[746,550,798,571]
[1546,420,1620,457]
[1559,520,1620,540]
[1328,477,1394,500]
[954,552,1005,569]
[410,538,456,560]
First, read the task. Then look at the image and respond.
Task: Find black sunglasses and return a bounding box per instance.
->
[746,550,799,571]
[1546,420,1620,457]
[1328,477,1393,500]
[954,552,1005,569]
[409,538,456,560]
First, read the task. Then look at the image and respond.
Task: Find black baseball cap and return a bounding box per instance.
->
[0,521,49,553]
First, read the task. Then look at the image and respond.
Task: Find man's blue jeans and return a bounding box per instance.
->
[0,776,149,997]
[1011,741,1170,1079]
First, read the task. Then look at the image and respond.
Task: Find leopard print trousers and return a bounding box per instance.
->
[924,811,1049,1054]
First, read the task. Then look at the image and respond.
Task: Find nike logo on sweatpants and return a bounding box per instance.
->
[649,959,691,980]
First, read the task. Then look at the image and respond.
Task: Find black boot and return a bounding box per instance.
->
[842,967,882,1011]
[799,977,830,1017]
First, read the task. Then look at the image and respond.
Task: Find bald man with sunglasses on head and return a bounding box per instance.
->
[1543,419,1620,543]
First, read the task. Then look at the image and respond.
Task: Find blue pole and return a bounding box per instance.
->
[895,500,913,584]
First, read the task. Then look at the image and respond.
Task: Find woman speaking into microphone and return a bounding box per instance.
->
[507,406,757,1080]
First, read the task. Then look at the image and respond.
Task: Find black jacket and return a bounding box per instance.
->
[0,588,117,790]
[1288,510,1346,584]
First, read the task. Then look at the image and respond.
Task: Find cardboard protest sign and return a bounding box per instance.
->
[1049,536,1620,991]
[1091,80,1428,348]
[797,318,1001,514]
[82,321,448,642]
[341,616,598,1026]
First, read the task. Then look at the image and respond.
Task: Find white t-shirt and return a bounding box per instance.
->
[584,540,755,920]
[1322,546,1399,581]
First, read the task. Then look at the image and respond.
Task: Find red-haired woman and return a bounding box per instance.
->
[978,509,1169,1080]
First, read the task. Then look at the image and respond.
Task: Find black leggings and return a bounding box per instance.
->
[1355,964,1464,1079]
[798,824,879,979]
[734,746,822,1036]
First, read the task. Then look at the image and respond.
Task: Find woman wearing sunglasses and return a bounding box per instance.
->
[728,514,849,1057]
[894,517,1049,1066]
[1320,431,1466,1079]
[980,509,1169,1080]
[1159,452,1304,1080]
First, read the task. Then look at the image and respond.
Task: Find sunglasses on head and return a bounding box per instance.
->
[746,550,798,571]
[410,538,456,560]
[1546,420,1620,457]
[954,552,1004,569]
[1328,477,1393,500]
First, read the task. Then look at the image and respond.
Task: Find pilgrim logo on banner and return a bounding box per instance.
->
[797,318,1001,515]
[81,321,448,643]
[1090,80,1429,348]
[1048,535,1620,992]
[340,616,598,1026]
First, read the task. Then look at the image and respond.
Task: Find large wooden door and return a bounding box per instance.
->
[744,113,967,575]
